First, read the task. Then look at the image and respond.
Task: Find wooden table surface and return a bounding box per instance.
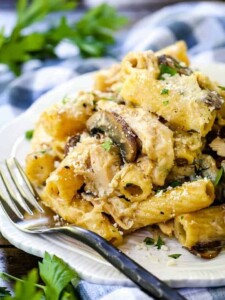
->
[0,233,40,291]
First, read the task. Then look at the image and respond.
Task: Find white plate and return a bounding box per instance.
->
[1,63,225,288]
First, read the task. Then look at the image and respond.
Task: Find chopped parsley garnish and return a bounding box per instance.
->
[143,236,166,250]
[62,96,69,104]
[180,216,184,220]
[143,237,155,245]
[160,88,169,95]
[159,64,177,80]
[169,181,182,188]
[214,168,224,186]
[163,100,169,106]
[101,96,114,101]
[101,139,113,151]
[168,254,182,259]
[25,130,34,140]
[218,85,225,91]
[155,236,165,250]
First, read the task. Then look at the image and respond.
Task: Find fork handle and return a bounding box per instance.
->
[59,226,186,300]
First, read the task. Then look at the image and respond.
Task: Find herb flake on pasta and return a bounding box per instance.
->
[101,139,113,151]
[158,64,177,80]
[160,88,169,95]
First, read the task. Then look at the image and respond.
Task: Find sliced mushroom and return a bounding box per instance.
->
[158,54,192,76]
[189,240,224,259]
[64,134,81,156]
[209,137,225,157]
[87,111,138,162]
[202,91,224,110]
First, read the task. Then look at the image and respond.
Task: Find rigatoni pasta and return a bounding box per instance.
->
[174,205,225,258]
[120,72,217,136]
[104,179,214,231]
[25,41,225,258]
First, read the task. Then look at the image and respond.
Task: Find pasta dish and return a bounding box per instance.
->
[25,41,225,259]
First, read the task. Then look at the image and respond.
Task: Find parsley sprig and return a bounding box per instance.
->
[0,0,128,75]
[0,252,80,300]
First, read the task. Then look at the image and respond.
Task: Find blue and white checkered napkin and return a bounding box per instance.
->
[1,1,225,299]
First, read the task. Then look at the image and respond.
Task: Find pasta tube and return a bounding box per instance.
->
[174,205,225,257]
[25,150,56,187]
[121,50,159,80]
[40,94,94,139]
[120,72,216,136]
[104,179,214,231]
[155,41,190,66]
[110,164,152,202]
[174,131,202,165]
[42,191,123,245]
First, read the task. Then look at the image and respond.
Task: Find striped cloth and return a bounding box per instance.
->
[1,2,225,299]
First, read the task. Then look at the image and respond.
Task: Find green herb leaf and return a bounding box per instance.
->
[101,139,113,151]
[60,283,79,300]
[0,27,5,49]
[143,237,155,245]
[169,181,182,188]
[3,269,43,300]
[14,0,76,36]
[74,4,128,57]
[39,252,79,300]
[0,1,128,75]
[214,168,224,186]
[25,130,34,140]
[0,287,11,298]
[168,254,182,259]
[62,96,69,104]
[0,253,80,300]
[159,64,177,80]
[160,88,169,95]
[163,100,169,106]
[218,85,225,91]
[155,236,165,250]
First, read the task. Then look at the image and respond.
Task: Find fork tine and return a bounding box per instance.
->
[1,162,33,215]
[0,195,23,221]
[0,170,24,219]
[13,158,44,213]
